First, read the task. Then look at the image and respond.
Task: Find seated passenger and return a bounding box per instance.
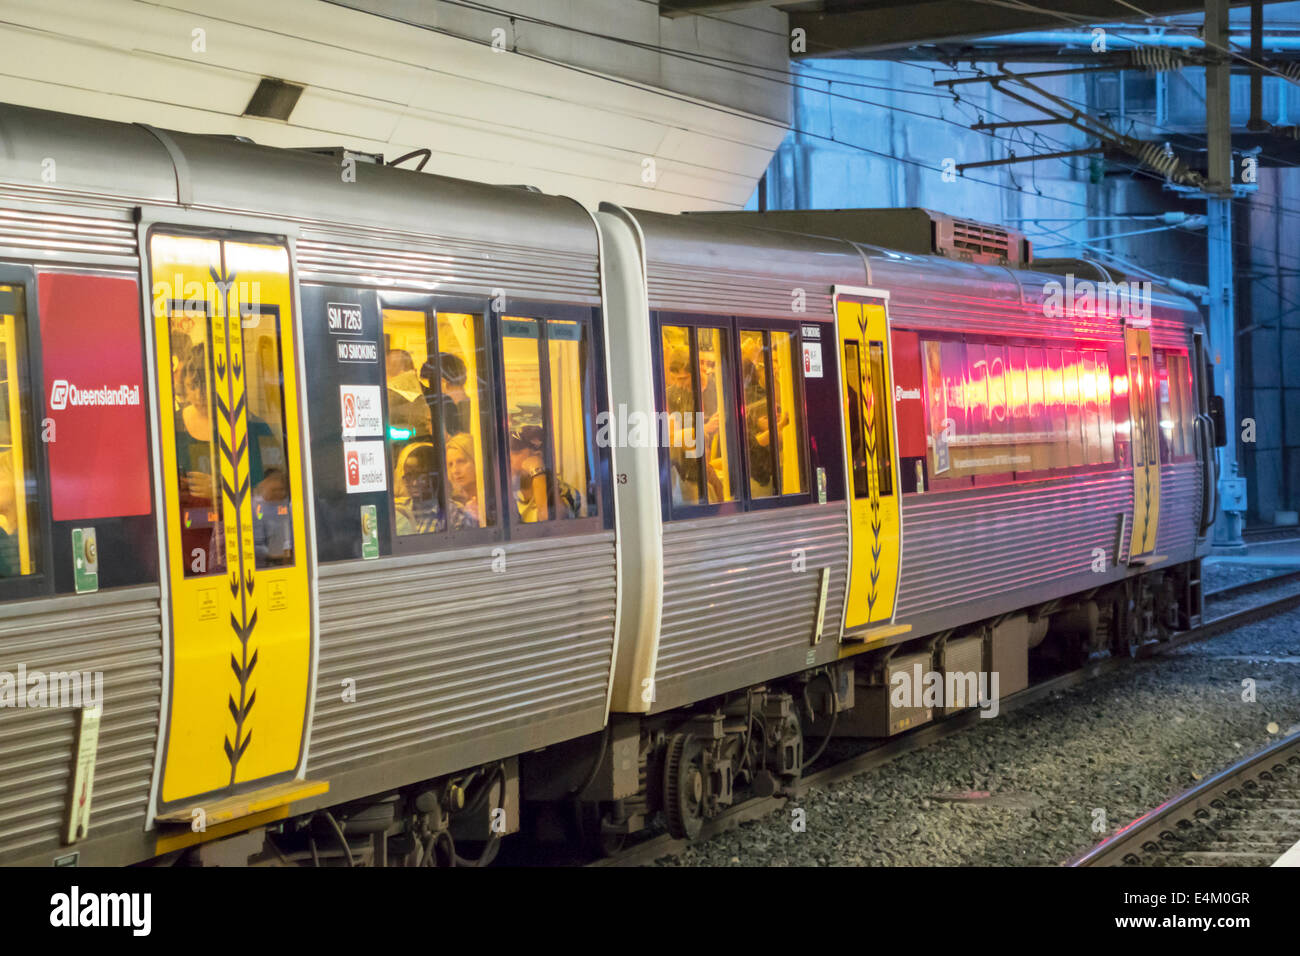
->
[394,441,472,535]
[446,432,481,526]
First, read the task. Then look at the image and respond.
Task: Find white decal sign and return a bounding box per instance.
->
[802,341,823,379]
[343,440,387,494]
[340,385,383,439]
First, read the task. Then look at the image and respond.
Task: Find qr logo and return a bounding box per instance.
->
[49,379,69,410]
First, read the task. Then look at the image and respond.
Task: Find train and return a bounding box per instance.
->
[0,102,1225,865]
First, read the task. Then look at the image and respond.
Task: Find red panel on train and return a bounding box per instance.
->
[890,329,926,459]
[38,272,151,520]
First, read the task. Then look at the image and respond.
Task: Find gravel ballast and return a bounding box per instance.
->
[653,604,1300,867]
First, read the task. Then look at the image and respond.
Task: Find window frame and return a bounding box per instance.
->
[379,291,505,555]
[737,320,813,509]
[0,267,56,602]
[653,312,814,521]
[492,299,605,540]
[918,330,1125,493]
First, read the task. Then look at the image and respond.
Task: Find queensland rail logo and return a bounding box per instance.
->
[48,379,141,411]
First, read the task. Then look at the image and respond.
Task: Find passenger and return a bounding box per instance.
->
[0,450,20,577]
[746,400,775,497]
[663,346,701,505]
[446,432,481,526]
[509,426,549,523]
[252,466,292,564]
[386,348,430,437]
[170,331,191,413]
[175,345,214,504]
[394,441,472,535]
[420,353,472,435]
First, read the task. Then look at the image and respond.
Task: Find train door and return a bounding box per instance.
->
[835,290,903,633]
[149,231,316,814]
[1125,326,1161,558]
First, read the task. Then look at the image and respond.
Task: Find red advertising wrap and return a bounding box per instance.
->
[39,273,152,520]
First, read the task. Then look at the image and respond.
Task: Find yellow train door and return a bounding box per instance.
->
[836,291,905,639]
[1125,326,1161,559]
[149,231,317,814]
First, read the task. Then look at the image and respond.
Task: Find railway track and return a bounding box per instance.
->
[592,570,1300,867]
[1072,730,1300,866]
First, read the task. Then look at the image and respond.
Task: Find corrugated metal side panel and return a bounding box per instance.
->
[308,534,616,777]
[646,263,834,320]
[0,204,138,263]
[1156,461,1201,557]
[296,234,601,306]
[656,506,848,686]
[897,473,1133,620]
[0,589,162,861]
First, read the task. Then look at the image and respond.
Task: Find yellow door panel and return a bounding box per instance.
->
[1125,327,1161,558]
[838,297,902,630]
[151,233,313,808]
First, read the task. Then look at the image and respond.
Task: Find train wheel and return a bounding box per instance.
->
[663,733,705,840]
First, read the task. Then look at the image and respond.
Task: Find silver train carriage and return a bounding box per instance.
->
[0,103,1218,864]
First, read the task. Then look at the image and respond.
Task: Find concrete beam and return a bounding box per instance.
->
[788,0,1249,56]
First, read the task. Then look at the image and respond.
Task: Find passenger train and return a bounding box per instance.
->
[0,103,1224,865]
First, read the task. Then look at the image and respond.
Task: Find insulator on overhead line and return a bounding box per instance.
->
[1128,47,1185,72]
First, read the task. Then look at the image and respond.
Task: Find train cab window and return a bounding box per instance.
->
[0,285,39,579]
[741,328,807,499]
[168,310,225,578]
[384,307,496,535]
[503,316,594,524]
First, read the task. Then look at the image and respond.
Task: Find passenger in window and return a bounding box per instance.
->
[664,346,701,505]
[0,450,19,577]
[175,345,214,505]
[746,400,775,497]
[394,441,471,535]
[424,353,472,435]
[510,426,550,523]
[446,432,481,526]
[386,348,431,437]
[170,331,191,413]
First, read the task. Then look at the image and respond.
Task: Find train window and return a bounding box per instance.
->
[740,330,777,498]
[1155,349,1193,461]
[1080,352,1104,465]
[439,312,495,529]
[866,342,895,496]
[0,285,39,579]
[504,316,593,524]
[661,325,702,506]
[547,319,593,519]
[1096,351,1116,464]
[240,302,296,568]
[843,341,869,497]
[167,309,225,578]
[384,307,497,536]
[771,331,806,494]
[698,327,738,504]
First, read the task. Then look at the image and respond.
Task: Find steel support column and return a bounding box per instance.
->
[1206,0,1246,547]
